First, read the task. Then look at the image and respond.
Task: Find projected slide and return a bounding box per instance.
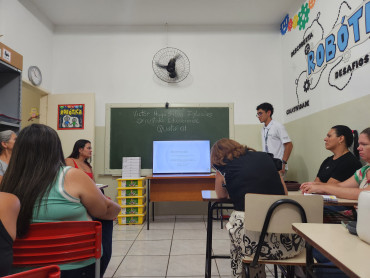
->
[153,140,211,174]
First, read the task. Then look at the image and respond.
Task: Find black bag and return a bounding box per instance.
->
[266,153,283,171]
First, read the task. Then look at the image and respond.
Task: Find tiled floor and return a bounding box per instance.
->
[104,215,279,278]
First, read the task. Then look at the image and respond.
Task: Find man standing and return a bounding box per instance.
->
[256,102,293,176]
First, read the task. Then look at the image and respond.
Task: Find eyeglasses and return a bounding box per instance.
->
[256,112,263,117]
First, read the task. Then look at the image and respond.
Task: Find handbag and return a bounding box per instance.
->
[266,152,283,171]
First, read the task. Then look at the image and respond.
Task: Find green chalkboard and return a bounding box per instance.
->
[105,104,234,173]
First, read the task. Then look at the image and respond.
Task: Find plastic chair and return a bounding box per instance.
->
[4,265,60,278]
[241,194,323,278]
[12,221,102,278]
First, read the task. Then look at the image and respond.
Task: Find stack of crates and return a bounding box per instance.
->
[116,178,146,225]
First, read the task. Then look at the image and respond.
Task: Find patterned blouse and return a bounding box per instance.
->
[354,164,370,189]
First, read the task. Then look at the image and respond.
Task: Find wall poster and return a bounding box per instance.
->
[58,104,85,130]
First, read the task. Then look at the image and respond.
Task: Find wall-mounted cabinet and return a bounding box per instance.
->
[0,43,23,132]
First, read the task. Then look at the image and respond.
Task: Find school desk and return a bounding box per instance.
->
[145,174,215,230]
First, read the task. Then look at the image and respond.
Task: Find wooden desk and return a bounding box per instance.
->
[288,191,358,206]
[292,223,370,278]
[146,174,215,229]
[202,190,233,278]
[203,190,358,206]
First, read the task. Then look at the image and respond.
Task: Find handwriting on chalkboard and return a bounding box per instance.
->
[133,109,213,133]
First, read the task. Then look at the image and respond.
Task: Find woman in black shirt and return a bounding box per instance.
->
[211,138,302,278]
[315,125,362,183]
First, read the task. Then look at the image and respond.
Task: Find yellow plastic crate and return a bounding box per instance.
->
[117,187,146,197]
[117,178,145,188]
[120,204,146,215]
[117,195,146,206]
[118,213,146,225]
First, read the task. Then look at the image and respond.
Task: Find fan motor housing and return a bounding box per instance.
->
[153,47,190,83]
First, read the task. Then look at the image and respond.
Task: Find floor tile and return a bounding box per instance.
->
[114,255,169,277]
[215,258,231,275]
[167,254,219,276]
[212,226,230,240]
[103,256,124,278]
[111,240,133,256]
[175,214,206,219]
[174,219,206,230]
[112,229,141,240]
[113,224,144,231]
[128,239,171,255]
[147,218,175,230]
[154,215,176,220]
[211,239,230,256]
[171,239,206,255]
[136,229,173,240]
[173,228,207,240]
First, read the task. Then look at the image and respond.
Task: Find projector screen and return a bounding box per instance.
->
[152,140,211,174]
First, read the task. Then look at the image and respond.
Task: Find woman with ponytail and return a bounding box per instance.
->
[314,125,362,184]
[301,127,370,200]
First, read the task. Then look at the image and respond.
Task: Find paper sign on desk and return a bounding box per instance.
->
[304,193,338,203]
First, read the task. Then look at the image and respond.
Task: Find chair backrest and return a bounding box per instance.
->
[245,194,323,234]
[12,221,102,267]
[5,265,60,278]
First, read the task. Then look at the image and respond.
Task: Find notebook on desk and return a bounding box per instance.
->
[304,193,338,203]
[152,140,211,176]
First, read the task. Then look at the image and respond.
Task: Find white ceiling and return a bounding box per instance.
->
[19,0,305,30]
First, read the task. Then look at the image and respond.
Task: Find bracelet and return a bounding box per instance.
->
[282,160,287,164]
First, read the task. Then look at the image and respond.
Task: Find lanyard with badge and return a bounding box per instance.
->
[264,127,269,153]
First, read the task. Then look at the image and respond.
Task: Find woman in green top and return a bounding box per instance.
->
[0,124,120,278]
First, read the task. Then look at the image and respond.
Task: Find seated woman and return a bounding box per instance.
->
[0,130,17,183]
[65,139,94,180]
[211,138,303,278]
[314,125,362,184]
[301,127,370,200]
[300,127,370,277]
[66,139,113,277]
[0,192,20,277]
[0,124,121,278]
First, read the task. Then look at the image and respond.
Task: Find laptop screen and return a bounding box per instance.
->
[152,140,211,174]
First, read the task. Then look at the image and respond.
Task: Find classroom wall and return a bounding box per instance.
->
[50,27,285,126]
[281,0,370,122]
[286,94,370,183]
[40,93,96,161]
[21,82,48,129]
[0,0,54,90]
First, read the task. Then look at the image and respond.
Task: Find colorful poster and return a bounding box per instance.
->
[58,104,85,130]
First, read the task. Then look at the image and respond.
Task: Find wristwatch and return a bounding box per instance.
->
[282,160,287,164]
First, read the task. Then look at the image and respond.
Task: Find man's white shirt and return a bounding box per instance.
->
[261,119,291,168]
